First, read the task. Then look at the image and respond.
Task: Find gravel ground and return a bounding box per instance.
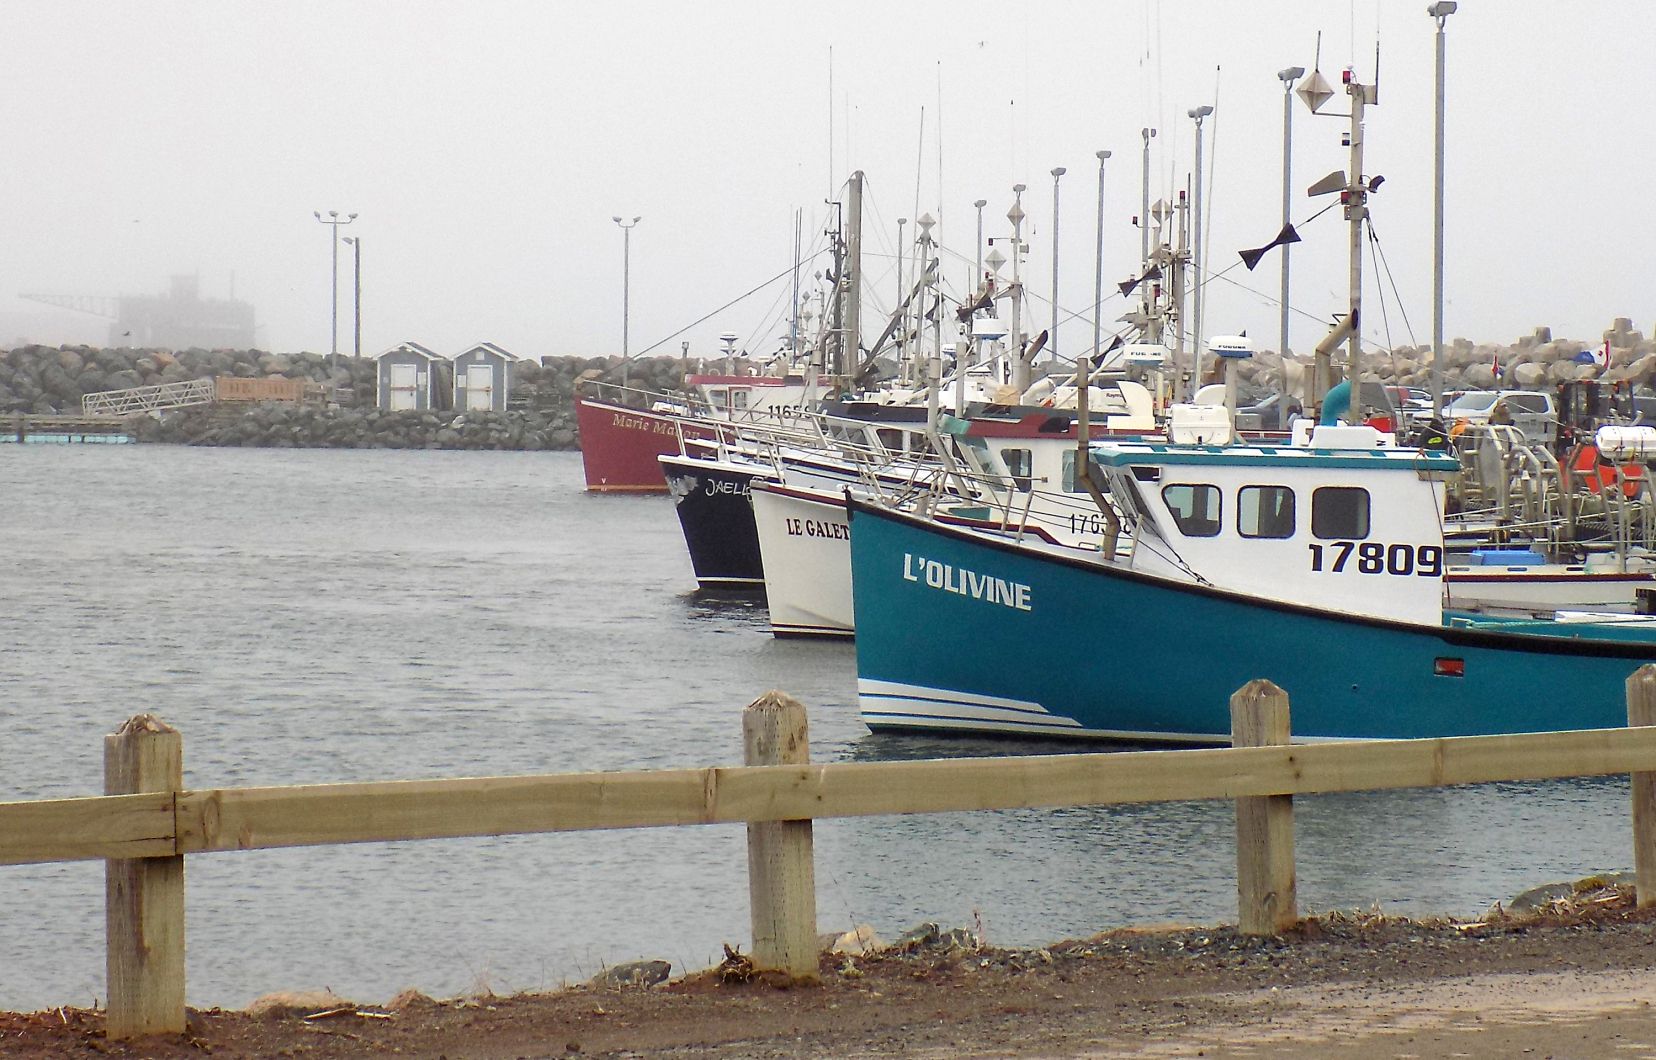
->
[7,882,1656,1058]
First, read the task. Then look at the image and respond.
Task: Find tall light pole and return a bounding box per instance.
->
[1277,67,1304,367]
[313,209,356,356]
[1429,1,1458,415]
[973,198,988,293]
[1139,128,1156,266]
[1092,151,1111,368]
[341,236,362,358]
[612,215,641,388]
[1050,166,1066,358]
[897,216,909,379]
[1186,105,1214,399]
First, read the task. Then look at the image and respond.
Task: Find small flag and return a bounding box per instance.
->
[1597,338,1611,368]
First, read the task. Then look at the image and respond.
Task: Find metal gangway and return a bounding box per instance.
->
[81,377,216,417]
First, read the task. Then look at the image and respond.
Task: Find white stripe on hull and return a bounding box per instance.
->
[858,679,1371,745]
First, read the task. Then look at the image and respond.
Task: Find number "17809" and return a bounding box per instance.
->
[1309,541,1444,577]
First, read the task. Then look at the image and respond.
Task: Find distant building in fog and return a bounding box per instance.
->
[19,274,257,350]
[115,275,256,349]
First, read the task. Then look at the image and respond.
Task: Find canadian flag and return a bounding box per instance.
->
[1596,338,1611,368]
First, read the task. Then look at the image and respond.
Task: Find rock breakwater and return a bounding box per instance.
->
[0,345,692,450]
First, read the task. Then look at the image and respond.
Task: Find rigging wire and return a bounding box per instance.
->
[634,247,831,358]
[1366,219,1421,348]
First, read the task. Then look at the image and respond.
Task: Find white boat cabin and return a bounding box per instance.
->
[1092,426,1462,625]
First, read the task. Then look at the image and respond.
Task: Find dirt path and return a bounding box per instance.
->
[7,885,1656,1058]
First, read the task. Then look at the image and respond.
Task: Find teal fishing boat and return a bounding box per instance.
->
[850,429,1656,742]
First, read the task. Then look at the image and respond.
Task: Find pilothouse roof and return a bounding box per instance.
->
[1087,441,1460,473]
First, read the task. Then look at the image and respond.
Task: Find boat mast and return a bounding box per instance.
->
[843,171,865,382]
[1171,186,1189,398]
[1008,184,1029,394]
[1343,72,1373,420]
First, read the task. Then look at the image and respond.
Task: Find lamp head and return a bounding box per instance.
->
[313,210,321,220]
[1279,66,1306,82]
[347,213,357,220]
[632,215,641,224]
[1188,105,1215,120]
[973,198,987,208]
[612,215,622,223]
[1012,183,1026,194]
[1051,166,1066,178]
[1142,127,1156,140]
[329,210,338,218]
[1096,149,1112,161]
[1428,1,1457,16]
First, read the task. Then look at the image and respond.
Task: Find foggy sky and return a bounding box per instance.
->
[4,1,1649,362]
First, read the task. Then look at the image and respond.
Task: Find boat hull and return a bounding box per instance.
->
[661,455,767,590]
[752,483,854,637]
[575,396,711,492]
[848,499,1656,742]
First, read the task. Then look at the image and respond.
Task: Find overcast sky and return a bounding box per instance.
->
[3,1,1648,362]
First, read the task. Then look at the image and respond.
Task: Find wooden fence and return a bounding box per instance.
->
[8,672,1656,1040]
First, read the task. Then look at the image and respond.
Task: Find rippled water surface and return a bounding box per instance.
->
[0,446,1634,1009]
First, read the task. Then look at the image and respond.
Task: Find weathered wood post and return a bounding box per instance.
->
[1629,665,1656,908]
[743,691,819,981]
[1231,680,1298,935]
[104,715,186,1039]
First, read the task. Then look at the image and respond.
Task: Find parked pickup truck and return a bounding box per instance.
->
[1445,390,1557,444]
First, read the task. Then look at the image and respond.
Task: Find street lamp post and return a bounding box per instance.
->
[313,209,357,356]
[341,236,362,358]
[1429,1,1458,415]
[1187,106,1214,399]
[1050,167,1066,358]
[1277,67,1305,368]
[972,198,988,293]
[897,216,909,380]
[612,215,641,389]
[1139,128,1156,267]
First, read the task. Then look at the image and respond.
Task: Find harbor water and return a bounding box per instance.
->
[0,446,1634,1011]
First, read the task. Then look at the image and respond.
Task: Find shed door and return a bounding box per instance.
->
[466,363,494,410]
[389,363,418,410]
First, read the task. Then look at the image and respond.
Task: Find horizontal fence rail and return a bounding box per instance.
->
[8,725,1656,867]
[8,673,1656,1041]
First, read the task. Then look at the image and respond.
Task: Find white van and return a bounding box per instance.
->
[1445,390,1556,444]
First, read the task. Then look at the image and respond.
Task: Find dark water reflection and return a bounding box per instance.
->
[0,447,1632,1010]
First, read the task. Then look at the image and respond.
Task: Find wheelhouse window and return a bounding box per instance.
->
[1161,483,1221,537]
[1002,448,1033,491]
[1238,485,1296,539]
[1311,487,1370,539]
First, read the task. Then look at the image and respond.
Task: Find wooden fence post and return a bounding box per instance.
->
[1232,680,1298,935]
[1629,666,1656,908]
[105,715,185,1039]
[743,691,818,981]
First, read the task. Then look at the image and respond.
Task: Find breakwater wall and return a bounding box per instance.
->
[1233,318,1656,395]
[0,345,691,450]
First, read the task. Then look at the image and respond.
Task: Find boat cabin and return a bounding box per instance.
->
[1092,426,1461,625]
